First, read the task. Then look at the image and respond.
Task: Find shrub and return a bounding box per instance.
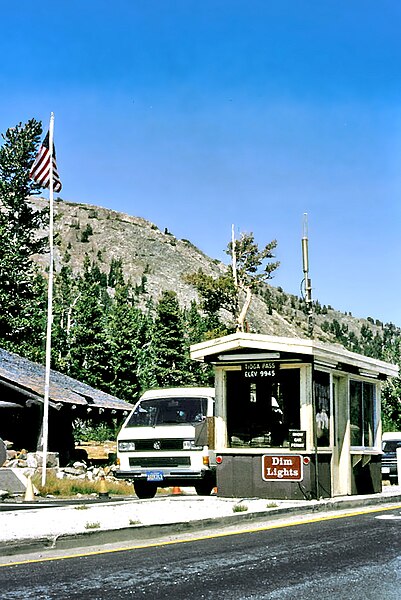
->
[81,223,93,243]
[232,503,248,513]
[85,522,100,529]
[73,420,119,443]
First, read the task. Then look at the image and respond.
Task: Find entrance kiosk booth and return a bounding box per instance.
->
[190,333,398,499]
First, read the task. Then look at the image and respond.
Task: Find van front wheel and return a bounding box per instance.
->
[134,481,157,499]
[194,480,214,496]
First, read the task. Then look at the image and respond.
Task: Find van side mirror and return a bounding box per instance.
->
[194,417,216,449]
[194,420,208,446]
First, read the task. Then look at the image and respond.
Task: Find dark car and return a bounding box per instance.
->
[382,433,401,484]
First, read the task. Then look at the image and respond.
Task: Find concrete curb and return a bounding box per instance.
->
[1,490,401,557]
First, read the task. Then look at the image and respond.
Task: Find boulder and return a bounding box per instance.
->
[26,452,59,468]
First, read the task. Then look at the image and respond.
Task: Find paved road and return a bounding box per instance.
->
[1,505,400,599]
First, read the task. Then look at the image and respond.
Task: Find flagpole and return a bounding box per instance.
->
[41,112,55,487]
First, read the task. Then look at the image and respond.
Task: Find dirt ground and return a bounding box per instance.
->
[75,441,117,461]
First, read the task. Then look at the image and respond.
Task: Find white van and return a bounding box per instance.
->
[115,387,216,498]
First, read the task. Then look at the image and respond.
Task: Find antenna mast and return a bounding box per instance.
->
[301,213,313,336]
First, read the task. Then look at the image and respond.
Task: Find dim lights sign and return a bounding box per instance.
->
[262,455,303,481]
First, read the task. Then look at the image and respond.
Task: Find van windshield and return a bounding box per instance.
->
[126,397,208,427]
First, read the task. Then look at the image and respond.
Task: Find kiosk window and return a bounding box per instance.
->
[226,367,300,448]
[350,380,376,447]
[314,370,330,447]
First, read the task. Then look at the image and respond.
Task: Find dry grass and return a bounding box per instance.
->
[232,503,248,513]
[85,521,101,530]
[32,472,134,497]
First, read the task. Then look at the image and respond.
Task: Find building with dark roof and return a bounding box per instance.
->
[0,348,132,465]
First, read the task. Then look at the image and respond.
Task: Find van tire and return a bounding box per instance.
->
[134,481,158,499]
[194,480,214,496]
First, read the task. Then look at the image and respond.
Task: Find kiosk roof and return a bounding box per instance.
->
[190,333,399,379]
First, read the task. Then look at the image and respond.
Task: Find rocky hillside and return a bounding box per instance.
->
[30,197,389,345]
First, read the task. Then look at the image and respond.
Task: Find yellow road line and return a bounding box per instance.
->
[1,502,401,568]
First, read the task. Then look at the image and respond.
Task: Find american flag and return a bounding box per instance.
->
[29,131,62,192]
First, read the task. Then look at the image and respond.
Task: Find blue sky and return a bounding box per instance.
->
[2,1,401,325]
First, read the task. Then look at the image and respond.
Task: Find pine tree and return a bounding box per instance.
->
[152,290,195,387]
[227,232,279,331]
[184,268,235,335]
[183,301,214,386]
[0,119,48,360]
[380,323,401,430]
[66,258,113,390]
[107,280,156,402]
[185,231,279,333]
[108,258,125,288]
[52,264,81,371]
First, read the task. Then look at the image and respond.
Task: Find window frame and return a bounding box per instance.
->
[314,369,332,448]
[349,378,378,450]
[225,364,302,450]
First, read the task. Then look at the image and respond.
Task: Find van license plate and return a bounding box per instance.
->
[146,471,163,482]
[382,467,390,474]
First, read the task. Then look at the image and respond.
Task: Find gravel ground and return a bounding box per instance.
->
[1,485,400,546]
[0,495,299,542]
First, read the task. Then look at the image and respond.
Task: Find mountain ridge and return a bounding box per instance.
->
[30,196,393,348]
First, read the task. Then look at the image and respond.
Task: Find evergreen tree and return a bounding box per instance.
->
[347,330,361,354]
[152,290,195,387]
[227,232,279,331]
[66,258,113,390]
[184,301,208,344]
[382,376,401,432]
[380,323,401,431]
[108,258,125,288]
[184,268,234,335]
[0,119,48,360]
[186,231,279,333]
[182,301,214,386]
[52,264,79,371]
[107,280,156,402]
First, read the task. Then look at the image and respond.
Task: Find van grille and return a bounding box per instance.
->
[131,439,188,452]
